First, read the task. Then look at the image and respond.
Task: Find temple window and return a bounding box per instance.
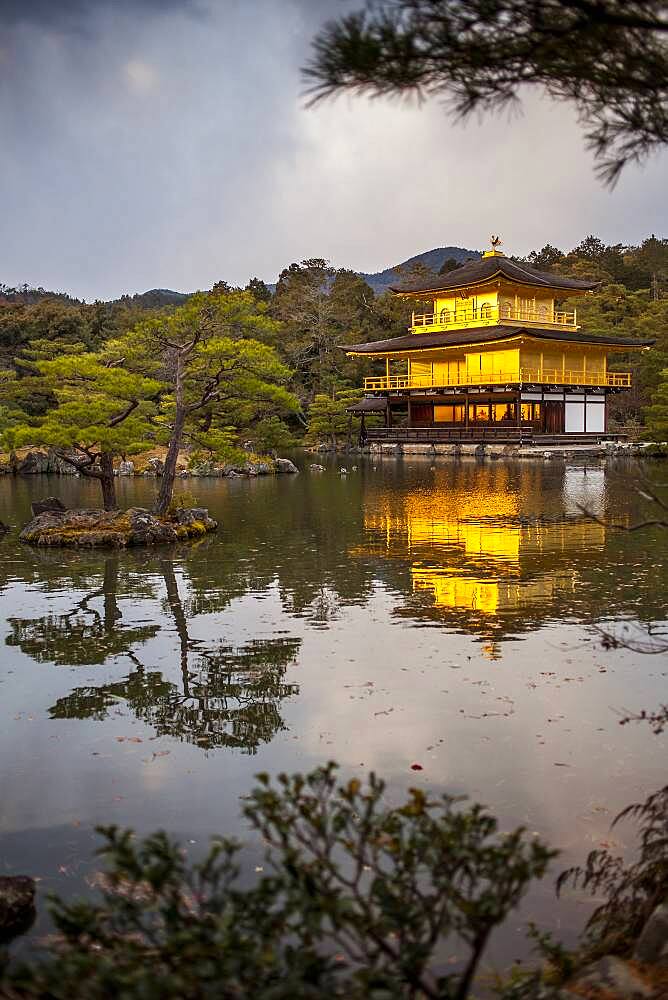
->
[521,402,542,422]
[434,404,465,423]
[493,403,516,422]
[471,403,491,422]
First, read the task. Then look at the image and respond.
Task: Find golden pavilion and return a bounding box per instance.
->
[346,240,653,442]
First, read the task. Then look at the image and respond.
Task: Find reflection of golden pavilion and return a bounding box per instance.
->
[411,564,576,615]
[361,489,606,652]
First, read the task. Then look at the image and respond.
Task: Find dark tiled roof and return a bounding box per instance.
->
[345,326,654,355]
[345,396,388,413]
[390,255,597,294]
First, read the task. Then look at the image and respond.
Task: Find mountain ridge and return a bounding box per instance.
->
[2,246,482,305]
[357,245,480,293]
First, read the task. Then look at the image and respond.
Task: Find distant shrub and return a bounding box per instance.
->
[640,442,668,458]
[558,784,668,959]
[643,369,668,443]
[166,489,199,514]
[248,416,296,455]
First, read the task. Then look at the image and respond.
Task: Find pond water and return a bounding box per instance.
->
[0,455,666,968]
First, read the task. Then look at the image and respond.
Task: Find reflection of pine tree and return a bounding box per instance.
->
[7,553,301,754]
[49,639,301,753]
[152,638,301,752]
[6,558,159,665]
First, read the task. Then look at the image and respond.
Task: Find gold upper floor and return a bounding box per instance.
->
[410,282,579,334]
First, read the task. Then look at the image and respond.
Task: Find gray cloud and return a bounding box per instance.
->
[0,0,665,300]
[0,0,202,31]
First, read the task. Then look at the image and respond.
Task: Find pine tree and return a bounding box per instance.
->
[5,355,160,510]
[114,290,298,513]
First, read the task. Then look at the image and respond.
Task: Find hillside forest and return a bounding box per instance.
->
[1,235,667,481]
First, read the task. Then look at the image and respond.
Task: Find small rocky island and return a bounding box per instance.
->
[6,448,302,548]
[20,500,217,548]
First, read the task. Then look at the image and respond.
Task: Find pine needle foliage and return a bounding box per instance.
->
[304,0,668,184]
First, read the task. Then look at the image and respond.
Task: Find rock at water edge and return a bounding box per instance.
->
[572,955,653,998]
[31,497,67,517]
[0,876,36,942]
[634,903,668,966]
[275,458,299,474]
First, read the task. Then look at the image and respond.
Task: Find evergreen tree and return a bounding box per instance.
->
[307,390,371,449]
[645,369,668,440]
[115,290,298,513]
[525,245,565,270]
[271,260,377,401]
[245,277,273,303]
[438,256,461,275]
[4,355,160,510]
[305,0,668,182]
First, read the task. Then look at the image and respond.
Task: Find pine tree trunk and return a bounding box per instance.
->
[161,560,191,693]
[103,557,121,630]
[154,406,186,515]
[100,452,117,510]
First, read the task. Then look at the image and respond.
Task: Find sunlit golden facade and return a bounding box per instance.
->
[346,247,652,440]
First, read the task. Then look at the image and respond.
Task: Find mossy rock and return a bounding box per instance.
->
[0,876,36,943]
[19,507,217,548]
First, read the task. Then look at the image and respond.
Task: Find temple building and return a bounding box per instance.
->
[346,242,653,443]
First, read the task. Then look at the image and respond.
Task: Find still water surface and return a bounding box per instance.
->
[0,456,666,964]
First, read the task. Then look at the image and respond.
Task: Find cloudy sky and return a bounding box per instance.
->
[1,0,666,301]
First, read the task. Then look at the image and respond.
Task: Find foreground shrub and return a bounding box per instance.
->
[558,783,668,960]
[2,764,555,999]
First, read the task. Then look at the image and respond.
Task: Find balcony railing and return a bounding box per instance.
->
[364,368,631,391]
[411,304,577,332]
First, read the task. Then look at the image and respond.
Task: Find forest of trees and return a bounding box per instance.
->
[1,233,667,497]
